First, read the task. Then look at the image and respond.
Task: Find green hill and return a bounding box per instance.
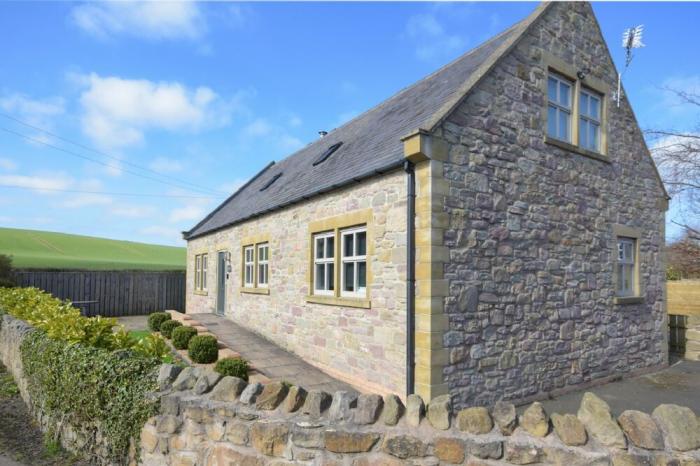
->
[0,228,185,271]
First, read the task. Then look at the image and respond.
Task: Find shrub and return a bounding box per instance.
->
[0,254,14,288]
[147,312,171,332]
[159,320,182,339]
[214,357,249,381]
[133,333,170,360]
[188,335,218,364]
[21,330,160,463]
[172,326,197,350]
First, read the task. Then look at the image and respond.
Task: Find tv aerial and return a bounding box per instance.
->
[615,25,645,107]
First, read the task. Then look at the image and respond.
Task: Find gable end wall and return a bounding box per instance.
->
[433,2,667,407]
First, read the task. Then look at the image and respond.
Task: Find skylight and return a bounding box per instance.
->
[260,173,282,191]
[312,142,343,166]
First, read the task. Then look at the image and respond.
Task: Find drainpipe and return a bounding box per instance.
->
[404,160,416,396]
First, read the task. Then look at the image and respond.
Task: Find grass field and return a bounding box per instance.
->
[0,228,185,271]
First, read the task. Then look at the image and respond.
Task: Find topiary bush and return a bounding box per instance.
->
[147,312,171,332]
[159,320,182,339]
[214,357,249,381]
[188,335,218,364]
[172,326,197,350]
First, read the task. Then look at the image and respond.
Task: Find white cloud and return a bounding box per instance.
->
[139,225,184,245]
[0,173,72,193]
[404,12,467,62]
[111,204,156,218]
[219,178,246,194]
[0,158,17,171]
[278,135,303,151]
[0,93,65,131]
[168,198,211,224]
[61,193,113,208]
[659,76,700,120]
[71,1,206,41]
[149,157,184,173]
[288,115,303,128]
[335,110,359,128]
[243,118,272,137]
[77,73,232,149]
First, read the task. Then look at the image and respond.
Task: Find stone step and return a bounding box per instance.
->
[192,326,208,333]
[218,348,241,359]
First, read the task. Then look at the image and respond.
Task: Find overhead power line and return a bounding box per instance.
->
[0,183,224,199]
[0,113,227,196]
[0,125,223,197]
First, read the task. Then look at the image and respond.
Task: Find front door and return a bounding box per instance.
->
[216,251,226,315]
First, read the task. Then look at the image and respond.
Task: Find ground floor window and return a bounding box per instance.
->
[313,232,335,295]
[616,237,636,297]
[311,225,367,299]
[194,253,207,291]
[243,246,254,287]
[257,243,269,287]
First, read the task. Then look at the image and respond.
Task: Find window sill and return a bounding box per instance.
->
[240,287,270,295]
[193,290,208,296]
[305,295,371,309]
[545,137,610,164]
[615,296,644,305]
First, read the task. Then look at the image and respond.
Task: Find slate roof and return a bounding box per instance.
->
[184,5,546,240]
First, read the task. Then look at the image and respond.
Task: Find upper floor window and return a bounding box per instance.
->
[340,227,367,298]
[257,243,269,288]
[194,253,207,291]
[547,73,572,143]
[579,89,601,151]
[243,246,254,288]
[616,237,636,297]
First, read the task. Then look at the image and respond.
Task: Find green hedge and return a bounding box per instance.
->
[147,312,171,332]
[172,326,197,350]
[215,357,249,381]
[188,335,218,364]
[20,330,160,463]
[159,320,182,339]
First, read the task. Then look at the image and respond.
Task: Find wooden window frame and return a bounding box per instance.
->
[579,87,602,152]
[306,209,372,309]
[243,245,255,288]
[239,235,271,295]
[612,224,644,305]
[542,52,610,163]
[313,231,335,296]
[547,72,573,143]
[194,253,208,294]
[257,243,269,288]
[340,226,367,299]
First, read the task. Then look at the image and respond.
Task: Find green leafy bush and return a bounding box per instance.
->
[214,357,249,381]
[159,320,182,339]
[172,326,197,350]
[134,333,170,360]
[147,312,171,332]
[188,335,218,363]
[21,330,160,463]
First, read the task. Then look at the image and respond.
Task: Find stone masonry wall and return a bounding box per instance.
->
[434,2,668,406]
[142,364,700,465]
[187,170,407,394]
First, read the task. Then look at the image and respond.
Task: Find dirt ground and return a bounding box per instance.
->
[0,362,88,466]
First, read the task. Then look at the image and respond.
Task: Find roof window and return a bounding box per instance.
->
[312,142,343,166]
[260,173,282,191]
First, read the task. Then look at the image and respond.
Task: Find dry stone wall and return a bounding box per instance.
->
[142,365,700,465]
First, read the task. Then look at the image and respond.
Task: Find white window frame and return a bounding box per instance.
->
[547,72,573,143]
[243,246,254,288]
[195,255,201,290]
[257,243,269,288]
[313,232,335,296]
[340,226,367,298]
[616,237,636,297]
[579,88,601,152]
[201,254,207,290]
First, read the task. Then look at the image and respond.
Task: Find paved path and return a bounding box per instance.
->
[532,358,700,416]
[194,314,357,394]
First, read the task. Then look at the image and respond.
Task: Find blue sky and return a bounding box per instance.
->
[0,1,698,246]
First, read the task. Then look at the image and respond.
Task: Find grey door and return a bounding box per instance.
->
[216,251,226,315]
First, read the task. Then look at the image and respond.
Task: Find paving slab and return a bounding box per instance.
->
[193,313,358,394]
[529,357,700,416]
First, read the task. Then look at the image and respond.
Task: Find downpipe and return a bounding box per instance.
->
[404,160,416,396]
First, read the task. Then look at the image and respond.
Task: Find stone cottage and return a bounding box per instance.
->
[184,2,669,407]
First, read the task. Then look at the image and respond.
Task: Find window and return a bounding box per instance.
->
[257,243,269,288]
[579,89,601,151]
[340,227,367,298]
[194,253,207,291]
[616,237,636,297]
[260,173,282,191]
[312,142,343,166]
[243,246,254,287]
[547,73,572,142]
[313,232,335,295]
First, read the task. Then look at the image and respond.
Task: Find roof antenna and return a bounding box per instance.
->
[615,25,645,108]
[318,130,328,138]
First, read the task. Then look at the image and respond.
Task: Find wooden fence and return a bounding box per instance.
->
[13,269,186,317]
[667,280,700,359]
